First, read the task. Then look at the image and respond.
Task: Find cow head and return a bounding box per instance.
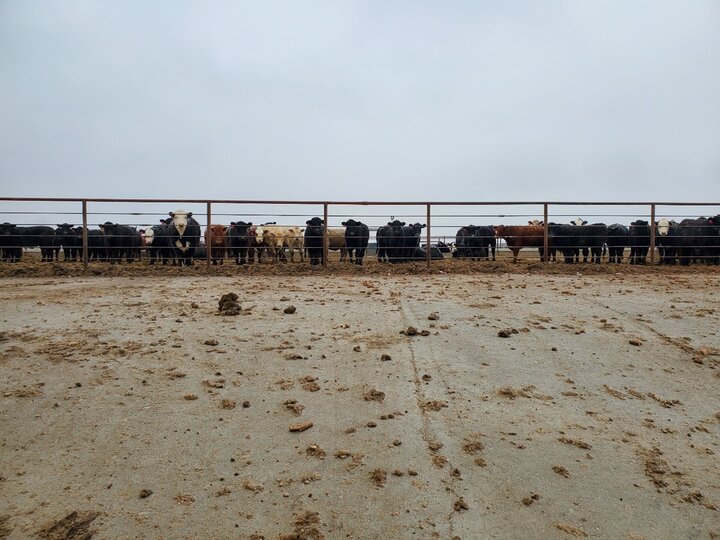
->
[169,210,192,235]
[230,221,253,234]
[569,218,588,226]
[0,222,17,236]
[407,223,426,236]
[306,217,323,227]
[144,228,155,245]
[341,219,358,227]
[656,218,671,236]
[55,223,76,237]
[207,225,228,246]
[99,222,117,235]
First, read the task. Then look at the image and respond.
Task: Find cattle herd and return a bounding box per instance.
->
[0,211,719,267]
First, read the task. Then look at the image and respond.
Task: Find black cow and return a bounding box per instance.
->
[454,225,496,260]
[411,246,444,261]
[85,228,108,262]
[376,220,407,263]
[168,210,201,267]
[227,221,256,265]
[0,223,56,262]
[550,224,607,264]
[675,216,720,265]
[99,222,141,264]
[304,217,324,266]
[342,219,370,265]
[628,220,651,265]
[605,223,629,264]
[55,223,81,262]
[375,223,391,262]
[403,223,426,254]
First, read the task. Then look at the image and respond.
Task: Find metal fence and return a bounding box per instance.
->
[0,197,719,267]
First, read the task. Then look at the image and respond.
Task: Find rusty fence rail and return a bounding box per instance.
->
[0,198,719,268]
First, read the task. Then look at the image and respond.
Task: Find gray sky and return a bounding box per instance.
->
[1,1,719,208]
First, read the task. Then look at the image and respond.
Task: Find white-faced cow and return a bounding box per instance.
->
[168,210,201,266]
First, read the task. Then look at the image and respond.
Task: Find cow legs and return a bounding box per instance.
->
[511,248,520,263]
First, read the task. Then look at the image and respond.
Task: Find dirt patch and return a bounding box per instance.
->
[558,437,592,450]
[554,522,588,537]
[218,293,241,315]
[38,511,101,540]
[421,400,448,412]
[363,389,385,402]
[284,400,304,416]
[497,385,552,400]
[369,469,387,488]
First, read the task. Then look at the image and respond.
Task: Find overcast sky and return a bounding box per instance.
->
[1,1,719,205]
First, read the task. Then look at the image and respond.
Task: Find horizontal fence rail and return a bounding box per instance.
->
[0,198,719,268]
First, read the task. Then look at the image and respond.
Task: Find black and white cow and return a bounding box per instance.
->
[168,210,201,266]
[342,219,370,265]
[304,217,325,266]
[605,223,629,264]
[143,218,173,265]
[655,218,678,265]
[227,221,256,265]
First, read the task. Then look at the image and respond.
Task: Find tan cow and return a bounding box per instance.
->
[326,227,347,261]
[254,224,304,262]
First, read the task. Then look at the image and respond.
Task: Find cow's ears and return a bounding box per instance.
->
[139,229,145,234]
[401,222,406,226]
[583,220,588,225]
[421,224,426,229]
[168,212,175,217]
[222,227,228,232]
[247,222,252,226]
[306,220,311,225]
[341,221,347,226]
[230,222,236,226]
[187,212,193,218]
[69,224,74,228]
[57,224,63,227]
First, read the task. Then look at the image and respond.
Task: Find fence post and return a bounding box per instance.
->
[206,202,212,268]
[323,203,329,267]
[650,203,656,265]
[82,200,88,268]
[426,204,431,267]
[543,203,549,263]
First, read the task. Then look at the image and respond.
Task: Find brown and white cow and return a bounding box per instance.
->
[204,225,229,265]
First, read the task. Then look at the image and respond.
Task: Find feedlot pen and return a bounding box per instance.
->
[1,270,719,539]
[1,198,720,266]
